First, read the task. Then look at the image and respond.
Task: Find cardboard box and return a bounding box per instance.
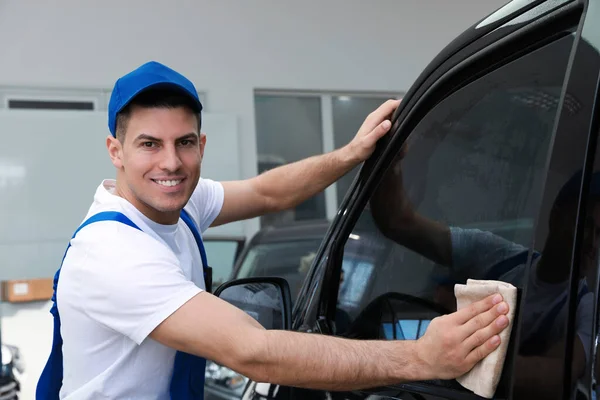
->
[1,278,54,303]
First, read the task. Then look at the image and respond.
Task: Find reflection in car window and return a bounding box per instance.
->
[382,319,431,340]
[235,239,323,300]
[333,34,577,395]
[339,259,374,307]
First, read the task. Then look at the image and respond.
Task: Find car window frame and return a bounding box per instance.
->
[317,0,585,327]
[292,2,588,335]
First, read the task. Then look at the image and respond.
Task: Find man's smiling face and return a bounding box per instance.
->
[108,105,204,224]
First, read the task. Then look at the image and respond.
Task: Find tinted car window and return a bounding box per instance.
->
[333,34,575,393]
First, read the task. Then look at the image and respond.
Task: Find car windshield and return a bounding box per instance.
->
[235,239,323,300]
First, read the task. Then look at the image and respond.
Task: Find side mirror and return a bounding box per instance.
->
[214,277,292,330]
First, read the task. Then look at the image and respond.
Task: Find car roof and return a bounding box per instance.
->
[249,219,331,244]
[396,0,573,126]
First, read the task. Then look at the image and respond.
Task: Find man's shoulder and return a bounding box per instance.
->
[187,178,225,232]
[69,209,175,265]
[60,218,180,297]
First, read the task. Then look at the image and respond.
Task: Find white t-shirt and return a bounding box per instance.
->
[56,178,224,400]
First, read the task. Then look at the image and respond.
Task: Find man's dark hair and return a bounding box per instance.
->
[115,87,202,142]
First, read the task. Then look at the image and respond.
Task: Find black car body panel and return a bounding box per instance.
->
[241,0,600,399]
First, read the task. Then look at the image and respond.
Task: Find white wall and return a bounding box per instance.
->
[0,0,508,238]
[0,110,242,280]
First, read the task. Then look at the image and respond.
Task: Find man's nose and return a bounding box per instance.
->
[159,145,183,172]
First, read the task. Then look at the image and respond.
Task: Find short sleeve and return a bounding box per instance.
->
[66,223,202,345]
[449,227,528,279]
[185,178,225,232]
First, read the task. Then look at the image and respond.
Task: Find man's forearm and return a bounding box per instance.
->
[253,148,358,212]
[214,102,397,225]
[241,330,424,391]
[371,199,453,266]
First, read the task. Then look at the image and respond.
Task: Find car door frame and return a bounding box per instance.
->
[289,1,600,399]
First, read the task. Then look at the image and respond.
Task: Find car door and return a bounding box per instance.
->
[239,1,600,399]
[302,2,600,400]
[238,2,600,400]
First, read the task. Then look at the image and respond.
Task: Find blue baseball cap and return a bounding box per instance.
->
[107,61,203,137]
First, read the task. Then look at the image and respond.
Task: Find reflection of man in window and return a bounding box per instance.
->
[371,157,599,398]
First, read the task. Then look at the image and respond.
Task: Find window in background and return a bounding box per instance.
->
[254,94,326,227]
[7,99,95,111]
[254,92,402,228]
[0,87,208,112]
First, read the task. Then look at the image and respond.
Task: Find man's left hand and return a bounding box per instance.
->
[342,99,401,163]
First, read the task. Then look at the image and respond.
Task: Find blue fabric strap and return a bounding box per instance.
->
[36,210,207,400]
[180,208,210,290]
[171,209,207,400]
[37,212,141,400]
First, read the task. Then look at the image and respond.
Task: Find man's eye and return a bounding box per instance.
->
[142,142,155,148]
[180,139,195,146]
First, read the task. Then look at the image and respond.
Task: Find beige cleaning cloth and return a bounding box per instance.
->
[454,279,517,398]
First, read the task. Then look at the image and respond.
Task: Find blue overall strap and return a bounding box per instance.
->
[170,208,208,400]
[36,212,141,400]
[37,210,208,400]
[180,208,209,287]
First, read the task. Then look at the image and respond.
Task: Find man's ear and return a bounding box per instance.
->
[199,133,207,159]
[106,135,124,169]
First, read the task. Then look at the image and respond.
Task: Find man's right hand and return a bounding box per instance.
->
[415,293,509,380]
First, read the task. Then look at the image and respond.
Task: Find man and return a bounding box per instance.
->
[37,61,510,399]
[370,150,599,398]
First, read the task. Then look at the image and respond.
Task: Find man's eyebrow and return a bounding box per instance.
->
[133,133,198,143]
[177,133,199,141]
[134,133,161,143]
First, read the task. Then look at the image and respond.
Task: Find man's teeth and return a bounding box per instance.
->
[155,180,182,187]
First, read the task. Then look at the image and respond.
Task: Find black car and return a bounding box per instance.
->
[228,220,331,300]
[215,0,600,399]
